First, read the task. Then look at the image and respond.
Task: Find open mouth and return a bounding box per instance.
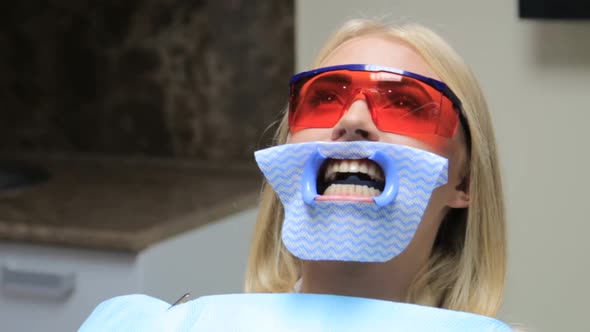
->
[316,159,385,198]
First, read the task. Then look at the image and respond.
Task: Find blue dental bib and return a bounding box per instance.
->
[79,293,512,331]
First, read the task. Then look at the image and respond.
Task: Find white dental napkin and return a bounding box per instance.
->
[255,141,448,262]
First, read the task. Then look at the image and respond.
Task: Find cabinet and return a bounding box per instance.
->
[0,156,260,331]
[0,208,257,332]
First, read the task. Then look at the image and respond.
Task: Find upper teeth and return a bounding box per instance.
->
[324,159,384,182]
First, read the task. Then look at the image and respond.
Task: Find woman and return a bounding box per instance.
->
[246,18,506,318]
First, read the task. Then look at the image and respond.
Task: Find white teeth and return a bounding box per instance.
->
[359,163,368,174]
[367,163,384,181]
[323,184,382,197]
[323,159,384,182]
[331,163,338,174]
[367,165,374,179]
[339,161,349,172]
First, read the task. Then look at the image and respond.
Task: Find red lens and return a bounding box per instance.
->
[289,71,351,131]
[289,69,459,138]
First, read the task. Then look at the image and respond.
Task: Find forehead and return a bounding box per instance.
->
[318,35,440,81]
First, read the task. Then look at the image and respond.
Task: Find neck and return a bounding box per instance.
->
[300,260,416,302]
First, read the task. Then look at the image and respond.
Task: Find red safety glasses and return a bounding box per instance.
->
[289,64,468,140]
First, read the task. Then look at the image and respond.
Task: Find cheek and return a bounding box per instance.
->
[380,133,454,158]
[287,128,332,143]
[433,140,468,195]
[382,133,466,189]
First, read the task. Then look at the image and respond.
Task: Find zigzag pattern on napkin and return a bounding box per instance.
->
[255,141,448,262]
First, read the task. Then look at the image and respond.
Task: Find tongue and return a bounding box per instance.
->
[332,175,384,190]
[318,174,385,195]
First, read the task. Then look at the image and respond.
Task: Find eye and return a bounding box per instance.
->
[308,89,345,107]
[379,89,439,120]
[388,94,421,110]
[382,91,425,113]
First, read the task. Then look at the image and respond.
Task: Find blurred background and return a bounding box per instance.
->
[0,0,588,331]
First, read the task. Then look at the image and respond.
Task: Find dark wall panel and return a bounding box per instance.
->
[0,0,294,160]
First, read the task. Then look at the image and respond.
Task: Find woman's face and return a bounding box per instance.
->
[289,35,470,273]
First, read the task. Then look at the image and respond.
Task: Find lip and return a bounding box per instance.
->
[301,148,399,207]
[315,195,374,203]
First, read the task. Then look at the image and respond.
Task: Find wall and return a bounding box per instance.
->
[139,208,257,304]
[296,1,590,331]
[0,0,293,160]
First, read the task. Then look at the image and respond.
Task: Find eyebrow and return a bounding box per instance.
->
[377,78,426,91]
[377,78,434,98]
[312,73,352,85]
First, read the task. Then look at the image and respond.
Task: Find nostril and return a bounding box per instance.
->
[355,129,369,139]
[332,127,375,141]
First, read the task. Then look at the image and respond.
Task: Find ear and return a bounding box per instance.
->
[447,176,470,209]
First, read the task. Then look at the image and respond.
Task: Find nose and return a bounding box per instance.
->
[330,93,380,142]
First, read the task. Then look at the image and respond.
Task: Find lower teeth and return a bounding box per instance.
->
[323,184,381,197]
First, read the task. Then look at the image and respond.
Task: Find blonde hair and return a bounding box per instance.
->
[245,19,506,317]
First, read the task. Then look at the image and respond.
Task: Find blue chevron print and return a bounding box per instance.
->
[255,141,448,262]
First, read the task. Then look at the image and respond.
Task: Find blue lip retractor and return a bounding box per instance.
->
[369,150,399,207]
[301,148,326,205]
[301,148,399,207]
